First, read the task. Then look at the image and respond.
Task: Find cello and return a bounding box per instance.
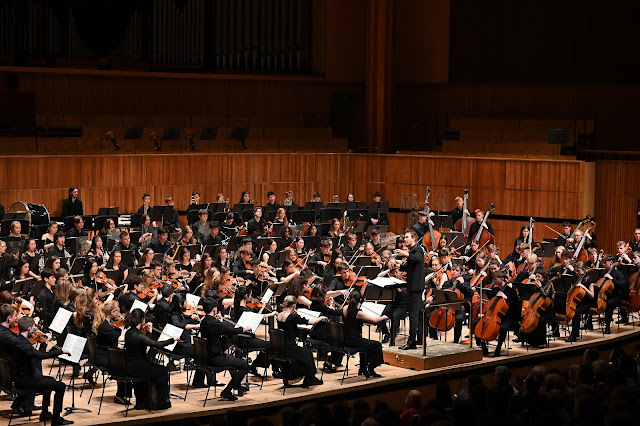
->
[474,287,510,342]
[471,204,496,247]
[565,268,593,322]
[454,189,474,237]
[470,262,491,320]
[421,187,441,253]
[595,272,615,313]
[429,276,464,332]
[628,269,640,312]
[520,273,559,333]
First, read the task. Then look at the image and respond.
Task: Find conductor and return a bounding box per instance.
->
[394,229,425,350]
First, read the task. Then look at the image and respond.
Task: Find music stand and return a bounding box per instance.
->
[151,205,174,224]
[535,241,555,258]
[319,207,342,222]
[13,278,34,297]
[103,269,120,283]
[442,231,465,248]
[69,257,86,275]
[241,209,255,222]
[29,280,44,299]
[124,126,144,139]
[347,209,368,221]
[368,201,389,221]
[302,236,318,251]
[513,282,537,301]
[303,202,323,214]
[326,202,346,213]
[344,201,359,212]
[267,250,283,268]
[360,266,383,279]
[187,203,208,212]
[200,126,219,141]
[208,203,227,213]
[433,215,453,230]
[232,203,254,215]
[226,237,242,253]
[292,210,316,224]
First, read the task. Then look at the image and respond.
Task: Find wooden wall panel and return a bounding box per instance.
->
[595,161,640,253]
[2,152,628,252]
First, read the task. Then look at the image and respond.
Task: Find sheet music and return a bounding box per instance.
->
[185,293,200,308]
[236,311,264,334]
[130,299,149,313]
[59,334,87,364]
[260,288,274,305]
[105,293,114,302]
[361,301,386,318]
[49,308,73,334]
[296,308,321,321]
[368,276,405,287]
[158,324,183,351]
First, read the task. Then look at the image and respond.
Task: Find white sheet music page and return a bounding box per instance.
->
[59,334,87,364]
[361,301,386,317]
[49,308,73,334]
[185,293,200,308]
[158,324,183,351]
[261,288,274,304]
[130,299,149,313]
[368,276,405,287]
[236,311,264,334]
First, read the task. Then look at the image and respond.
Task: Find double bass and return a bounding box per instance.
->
[628,269,640,312]
[421,187,441,253]
[471,204,496,247]
[454,189,474,237]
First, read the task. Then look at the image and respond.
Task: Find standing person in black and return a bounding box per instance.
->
[13,316,73,425]
[411,211,429,240]
[199,298,252,401]
[395,230,425,350]
[137,193,153,216]
[37,268,57,329]
[276,295,326,387]
[61,186,83,219]
[450,196,468,227]
[601,254,627,333]
[124,308,178,410]
[342,290,387,377]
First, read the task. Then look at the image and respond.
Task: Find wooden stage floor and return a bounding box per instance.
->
[2,322,639,425]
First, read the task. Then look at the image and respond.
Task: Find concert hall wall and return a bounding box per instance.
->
[8,153,637,252]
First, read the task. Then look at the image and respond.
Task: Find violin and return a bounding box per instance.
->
[183,303,205,318]
[344,271,367,289]
[96,271,116,289]
[110,312,126,328]
[136,288,156,300]
[28,328,48,345]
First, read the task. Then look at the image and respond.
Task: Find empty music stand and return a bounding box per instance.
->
[292,210,316,225]
[347,209,368,221]
[208,202,227,213]
[233,203,254,215]
[303,202,323,215]
[319,207,342,222]
[433,215,453,230]
[326,202,346,213]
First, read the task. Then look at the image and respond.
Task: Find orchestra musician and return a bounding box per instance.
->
[365,228,382,251]
[202,222,223,247]
[629,228,640,252]
[411,211,429,240]
[276,295,326,386]
[21,238,42,281]
[113,231,140,267]
[307,239,332,277]
[0,241,12,291]
[600,254,626,333]
[565,262,596,343]
[232,246,254,280]
[450,196,468,227]
[88,235,108,269]
[273,208,289,227]
[239,191,251,204]
[137,193,153,216]
[137,214,156,247]
[46,232,69,270]
[191,191,201,205]
[263,190,281,216]
[467,209,495,245]
[474,270,519,357]
[162,197,182,233]
[41,221,58,251]
[342,233,359,260]
[279,226,293,250]
[311,191,324,207]
[61,186,83,219]
[150,227,172,255]
[98,218,116,237]
[124,308,177,410]
[260,238,279,265]
[106,250,128,286]
[191,209,210,243]
[367,192,389,227]
[307,284,344,372]
[513,226,532,251]
[555,221,573,247]
[38,268,57,329]
[328,218,341,238]
[442,264,474,344]
[213,246,230,270]
[200,298,252,401]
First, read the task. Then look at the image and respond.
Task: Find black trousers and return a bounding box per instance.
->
[407,290,422,345]
[604,296,623,326]
[16,376,65,416]
[207,354,249,392]
[475,317,512,354]
[570,304,592,338]
[284,343,316,379]
[345,337,383,371]
[127,359,170,410]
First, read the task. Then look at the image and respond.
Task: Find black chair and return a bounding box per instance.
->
[328,321,367,385]
[267,329,305,395]
[0,357,44,426]
[101,348,151,417]
[81,336,108,404]
[185,337,235,407]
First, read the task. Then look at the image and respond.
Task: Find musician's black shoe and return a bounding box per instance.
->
[322,362,337,373]
[306,376,323,386]
[492,350,501,358]
[82,370,97,385]
[565,336,577,343]
[583,323,593,331]
[39,412,53,422]
[616,319,629,325]
[52,416,74,425]
[381,333,390,344]
[249,365,263,378]
[604,327,611,334]
[168,362,179,372]
[235,388,246,397]
[367,369,382,378]
[398,343,417,350]
[220,390,238,401]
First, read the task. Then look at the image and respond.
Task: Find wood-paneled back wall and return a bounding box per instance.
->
[1,153,632,253]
